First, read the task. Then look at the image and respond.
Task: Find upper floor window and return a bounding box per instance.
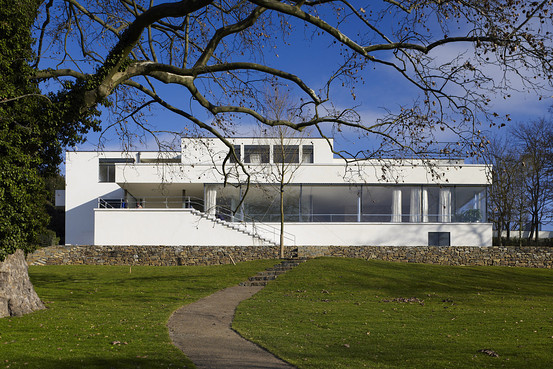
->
[140,158,180,164]
[99,158,134,182]
[229,145,241,163]
[302,145,313,163]
[274,145,299,164]
[244,145,270,164]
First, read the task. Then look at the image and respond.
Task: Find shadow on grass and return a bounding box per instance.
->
[295,258,553,299]
[4,355,191,369]
[236,258,553,369]
[29,266,250,304]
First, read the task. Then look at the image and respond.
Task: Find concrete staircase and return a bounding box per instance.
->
[189,209,277,246]
[240,258,307,286]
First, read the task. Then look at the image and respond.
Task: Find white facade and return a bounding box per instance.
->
[65,137,492,247]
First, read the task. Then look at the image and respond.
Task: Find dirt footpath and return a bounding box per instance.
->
[168,285,296,369]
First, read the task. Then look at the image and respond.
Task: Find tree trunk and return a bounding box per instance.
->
[0,250,45,318]
[279,182,285,259]
[497,216,504,246]
[528,213,536,242]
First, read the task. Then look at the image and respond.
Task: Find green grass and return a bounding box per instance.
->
[0,260,277,369]
[233,258,553,368]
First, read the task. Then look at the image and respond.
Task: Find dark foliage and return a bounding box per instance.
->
[493,237,553,247]
[0,0,99,260]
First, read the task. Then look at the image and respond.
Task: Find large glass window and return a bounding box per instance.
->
[243,185,280,221]
[361,186,392,222]
[215,185,241,220]
[214,184,487,223]
[244,145,270,163]
[216,184,301,222]
[426,187,441,222]
[273,145,299,164]
[302,145,314,163]
[301,185,358,222]
[99,158,134,182]
[453,186,487,222]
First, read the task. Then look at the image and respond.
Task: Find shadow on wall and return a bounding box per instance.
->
[369,223,489,247]
[66,189,124,245]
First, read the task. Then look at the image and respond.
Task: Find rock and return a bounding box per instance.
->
[478,349,499,357]
[0,296,9,317]
[0,249,45,318]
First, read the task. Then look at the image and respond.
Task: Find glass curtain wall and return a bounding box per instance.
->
[216,184,301,222]
[214,184,487,223]
[300,185,359,222]
[453,186,487,222]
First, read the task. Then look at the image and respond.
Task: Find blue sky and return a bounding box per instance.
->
[42,2,552,156]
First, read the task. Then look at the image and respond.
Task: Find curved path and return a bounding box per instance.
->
[168,285,295,369]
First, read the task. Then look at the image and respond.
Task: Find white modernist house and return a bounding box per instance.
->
[65,137,492,247]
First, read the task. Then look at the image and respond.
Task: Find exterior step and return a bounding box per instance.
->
[240,280,270,286]
[239,258,307,287]
[248,275,277,281]
[256,270,287,275]
[266,265,297,271]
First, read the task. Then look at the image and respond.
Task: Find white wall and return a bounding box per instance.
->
[93,208,491,247]
[94,209,269,246]
[177,137,489,185]
[65,152,129,245]
[117,162,489,186]
[280,222,492,247]
[181,138,229,165]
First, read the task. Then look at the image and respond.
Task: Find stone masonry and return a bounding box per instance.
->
[26,245,553,268]
[27,245,292,266]
[298,246,553,268]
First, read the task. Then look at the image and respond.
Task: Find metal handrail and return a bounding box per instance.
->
[183,196,297,245]
[97,196,203,209]
[240,212,484,223]
[96,195,296,245]
[209,205,297,245]
[97,197,482,224]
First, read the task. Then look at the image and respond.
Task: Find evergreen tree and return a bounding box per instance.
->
[0,1,48,260]
[0,0,100,260]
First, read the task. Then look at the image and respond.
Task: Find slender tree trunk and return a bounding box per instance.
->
[528,213,535,242]
[518,198,524,246]
[497,217,503,246]
[279,161,285,259]
[280,184,284,258]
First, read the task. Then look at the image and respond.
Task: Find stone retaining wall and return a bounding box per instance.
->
[27,245,553,268]
[26,245,288,266]
[297,246,553,268]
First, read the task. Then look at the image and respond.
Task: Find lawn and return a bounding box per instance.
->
[233,258,553,369]
[0,260,277,369]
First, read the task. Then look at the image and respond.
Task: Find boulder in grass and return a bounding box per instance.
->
[478,349,499,357]
[0,250,45,318]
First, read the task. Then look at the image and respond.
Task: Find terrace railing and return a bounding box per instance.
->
[97,197,484,224]
[97,196,296,245]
